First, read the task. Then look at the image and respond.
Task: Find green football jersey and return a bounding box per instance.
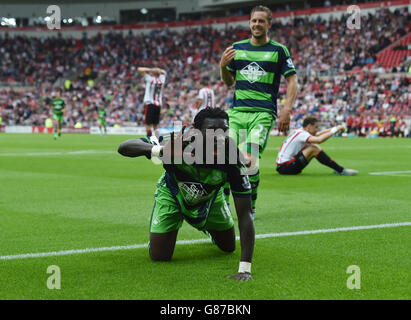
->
[163,160,251,224]
[143,135,251,224]
[52,98,66,116]
[226,38,296,117]
[98,109,107,119]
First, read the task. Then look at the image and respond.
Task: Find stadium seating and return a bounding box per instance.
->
[0,6,409,137]
[375,33,411,69]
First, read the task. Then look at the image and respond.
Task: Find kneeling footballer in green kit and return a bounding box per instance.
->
[118,107,255,281]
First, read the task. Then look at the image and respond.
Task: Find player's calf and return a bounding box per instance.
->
[302,144,322,161]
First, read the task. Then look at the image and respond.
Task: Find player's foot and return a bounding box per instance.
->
[150,135,160,146]
[251,208,256,221]
[334,168,358,176]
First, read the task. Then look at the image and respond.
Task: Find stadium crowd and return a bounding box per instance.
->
[0,7,410,137]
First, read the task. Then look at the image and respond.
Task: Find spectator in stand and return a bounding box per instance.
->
[346,114,354,134]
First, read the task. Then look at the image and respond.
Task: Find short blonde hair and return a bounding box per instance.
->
[250,5,272,23]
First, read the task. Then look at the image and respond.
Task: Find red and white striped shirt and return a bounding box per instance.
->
[276,128,312,165]
[198,88,215,110]
[144,74,166,106]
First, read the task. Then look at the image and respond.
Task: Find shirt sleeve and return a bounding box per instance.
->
[226,161,252,198]
[280,46,297,78]
[226,59,235,73]
[198,89,205,100]
[299,130,312,143]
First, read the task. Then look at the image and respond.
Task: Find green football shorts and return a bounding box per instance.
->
[227,108,275,159]
[149,177,234,234]
[53,114,63,124]
[98,118,106,126]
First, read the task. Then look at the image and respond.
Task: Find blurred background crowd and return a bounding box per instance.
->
[0,6,410,137]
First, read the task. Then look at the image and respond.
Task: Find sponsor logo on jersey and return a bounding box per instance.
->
[286,58,295,69]
[242,176,251,190]
[240,62,267,83]
[178,182,209,203]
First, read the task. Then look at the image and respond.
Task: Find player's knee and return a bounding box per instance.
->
[149,249,173,262]
[217,241,236,253]
[214,236,236,253]
[308,144,322,155]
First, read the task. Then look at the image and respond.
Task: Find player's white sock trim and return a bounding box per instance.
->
[238,261,251,273]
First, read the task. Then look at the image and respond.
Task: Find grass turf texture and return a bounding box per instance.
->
[0,133,410,299]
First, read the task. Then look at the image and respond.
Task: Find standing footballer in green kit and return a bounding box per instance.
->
[220,5,298,219]
[118,108,255,281]
[51,89,66,139]
[97,104,107,136]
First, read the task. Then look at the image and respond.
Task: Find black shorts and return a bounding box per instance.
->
[276,151,308,175]
[144,104,160,125]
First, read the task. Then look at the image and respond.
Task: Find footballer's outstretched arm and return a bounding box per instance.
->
[227,195,255,281]
[118,139,155,158]
[308,125,345,144]
[118,126,189,160]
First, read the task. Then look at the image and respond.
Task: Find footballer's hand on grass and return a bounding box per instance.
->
[227,272,253,282]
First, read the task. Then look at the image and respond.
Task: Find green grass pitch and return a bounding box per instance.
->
[0,133,410,300]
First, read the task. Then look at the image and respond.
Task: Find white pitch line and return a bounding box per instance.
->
[369,170,411,175]
[1,222,410,261]
[369,170,411,177]
[254,222,411,239]
[0,150,113,157]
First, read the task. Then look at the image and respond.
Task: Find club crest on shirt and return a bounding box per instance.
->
[240,62,267,83]
[178,182,209,203]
